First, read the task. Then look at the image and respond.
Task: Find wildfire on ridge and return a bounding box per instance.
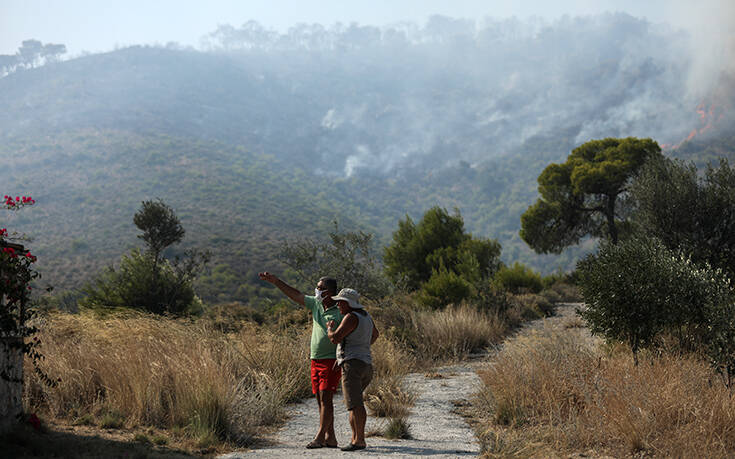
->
[663,101,725,150]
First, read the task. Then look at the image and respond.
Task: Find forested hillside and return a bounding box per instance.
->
[1,13,733,304]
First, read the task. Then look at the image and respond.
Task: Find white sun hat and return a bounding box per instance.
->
[331,288,364,309]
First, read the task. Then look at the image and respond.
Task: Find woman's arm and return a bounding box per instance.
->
[370,323,380,344]
[327,313,358,344]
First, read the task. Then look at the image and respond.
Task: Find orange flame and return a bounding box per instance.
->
[666,102,723,150]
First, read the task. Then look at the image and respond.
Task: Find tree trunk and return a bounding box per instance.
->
[0,336,23,433]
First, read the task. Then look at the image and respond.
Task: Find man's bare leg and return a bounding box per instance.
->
[313,390,337,446]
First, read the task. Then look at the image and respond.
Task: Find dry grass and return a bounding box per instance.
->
[474,325,735,458]
[364,321,417,418]
[24,310,310,450]
[364,301,507,418]
[412,303,507,362]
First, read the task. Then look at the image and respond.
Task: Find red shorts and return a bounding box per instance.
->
[311,359,341,394]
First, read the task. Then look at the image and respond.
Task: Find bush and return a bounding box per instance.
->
[541,271,571,289]
[578,236,733,362]
[384,207,501,291]
[492,262,543,294]
[81,249,204,315]
[416,266,473,309]
[631,157,735,280]
[547,281,581,302]
[700,278,735,388]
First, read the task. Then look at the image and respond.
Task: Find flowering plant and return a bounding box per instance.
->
[1,195,56,387]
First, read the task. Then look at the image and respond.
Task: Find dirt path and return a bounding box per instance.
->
[219,304,583,458]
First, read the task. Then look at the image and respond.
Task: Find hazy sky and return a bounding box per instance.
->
[0,0,725,56]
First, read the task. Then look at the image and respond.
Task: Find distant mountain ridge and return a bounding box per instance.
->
[2,13,733,304]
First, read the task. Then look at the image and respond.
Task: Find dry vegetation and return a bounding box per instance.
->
[23,310,312,453]
[18,302,433,453]
[13,286,571,455]
[474,324,735,458]
[411,304,506,360]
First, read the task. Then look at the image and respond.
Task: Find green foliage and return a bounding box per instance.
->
[492,262,543,294]
[384,207,464,290]
[631,156,735,280]
[133,199,185,264]
[383,207,501,292]
[705,289,735,388]
[80,249,205,315]
[416,264,473,309]
[279,222,390,299]
[81,199,209,314]
[577,237,672,359]
[521,137,662,253]
[577,235,733,363]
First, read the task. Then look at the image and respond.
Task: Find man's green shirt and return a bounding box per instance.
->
[304,295,343,360]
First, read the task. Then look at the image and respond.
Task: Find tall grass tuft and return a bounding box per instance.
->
[383,417,412,439]
[413,303,506,360]
[364,319,417,418]
[24,311,310,446]
[474,325,735,457]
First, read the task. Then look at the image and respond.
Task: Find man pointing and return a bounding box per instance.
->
[258,272,343,449]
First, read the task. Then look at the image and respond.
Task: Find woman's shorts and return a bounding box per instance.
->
[341,359,373,410]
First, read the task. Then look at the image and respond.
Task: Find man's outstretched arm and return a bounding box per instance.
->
[258,271,305,306]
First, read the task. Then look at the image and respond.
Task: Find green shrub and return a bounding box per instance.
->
[706,296,735,388]
[384,207,501,291]
[578,236,733,363]
[416,266,472,309]
[81,249,204,315]
[151,434,168,445]
[492,262,543,294]
[631,157,735,280]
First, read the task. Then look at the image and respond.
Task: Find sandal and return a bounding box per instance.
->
[340,443,366,451]
[306,440,325,449]
[325,443,339,448]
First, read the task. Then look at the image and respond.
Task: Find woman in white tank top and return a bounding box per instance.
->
[327,288,380,451]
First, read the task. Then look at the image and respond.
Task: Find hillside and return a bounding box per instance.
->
[1,13,734,304]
